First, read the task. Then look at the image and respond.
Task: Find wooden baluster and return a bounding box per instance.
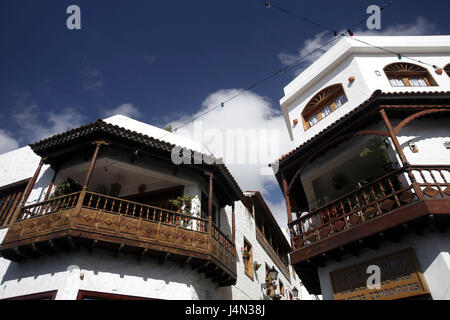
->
[86,193,92,207]
[370,186,382,215]
[428,169,445,198]
[353,194,364,222]
[387,178,401,207]
[95,195,101,209]
[378,182,387,197]
[438,168,448,184]
[417,169,427,184]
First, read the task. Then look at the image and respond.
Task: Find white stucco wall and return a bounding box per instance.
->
[230,201,314,300]
[280,35,450,142]
[317,231,450,300]
[0,118,312,300]
[0,225,232,300]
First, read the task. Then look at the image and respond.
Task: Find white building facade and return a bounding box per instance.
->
[274,36,450,300]
[0,115,310,300]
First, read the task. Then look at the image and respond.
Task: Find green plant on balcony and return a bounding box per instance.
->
[50,178,82,199]
[242,250,250,260]
[168,195,196,214]
[253,261,261,271]
[168,195,198,227]
[360,137,390,164]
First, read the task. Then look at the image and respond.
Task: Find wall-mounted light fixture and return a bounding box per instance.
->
[409,142,419,153]
[444,141,450,149]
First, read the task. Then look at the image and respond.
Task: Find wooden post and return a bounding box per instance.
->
[380,108,424,200]
[43,168,58,201]
[380,109,408,165]
[231,202,236,243]
[281,173,294,232]
[8,158,45,226]
[82,141,107,190]
[205,171,214,220]
[21,158,46,206]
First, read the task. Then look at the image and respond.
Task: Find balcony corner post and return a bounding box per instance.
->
[8,157,46,227]
[82,141,108,191]
[379,108,408,166]
[231,202,236,244]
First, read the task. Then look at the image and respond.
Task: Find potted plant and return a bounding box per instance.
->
[168,195,197,226]
[360,137,395,170]
[50,178,82,199]
[253,262,261,271]
[242,250,250,260]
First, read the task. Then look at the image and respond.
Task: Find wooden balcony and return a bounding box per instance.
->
[0,191,237,286]
[255,226,290,282]
[290,165,450,266]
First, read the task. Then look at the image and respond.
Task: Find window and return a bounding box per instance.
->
[445,64,450,77]
[0,180,28,228]
[243,238,254,280]
[384,63,437,87]
[4,290,57,300]
[77,290,154,300]
[302,84,348,130]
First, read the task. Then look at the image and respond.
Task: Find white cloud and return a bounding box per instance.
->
[167,89,296,232]
[13,104,86,143]
[82,67,104,95]
[265,198,291,242]
[0,129,19,155]
[278,17,438,74]
[103,103,142,119]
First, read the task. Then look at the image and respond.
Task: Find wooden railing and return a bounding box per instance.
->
[16,190,236,257]
[19,192,80,220]
[255,226,290,281]
[289,165,450,250]
[82,191,209,233]
[211,222,235,253]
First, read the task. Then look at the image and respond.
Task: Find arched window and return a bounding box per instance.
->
[384,62,437,87]
[302,84,348,130]
[445,64,450,77]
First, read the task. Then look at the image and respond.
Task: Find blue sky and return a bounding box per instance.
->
[1,0,450,233]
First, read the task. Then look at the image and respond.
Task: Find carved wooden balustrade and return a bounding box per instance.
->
[289,165,450,251]
[1,190,237,286]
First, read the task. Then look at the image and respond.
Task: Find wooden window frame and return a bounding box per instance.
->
[4,290,58,300]
[384,62,437,88]
[302,84,348,131]
[243,237,254,280]
[76,290,155,300]
[445,64,450,77]
[0,179,29,229]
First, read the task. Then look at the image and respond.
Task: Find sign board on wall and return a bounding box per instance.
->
[330,248,431,300]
